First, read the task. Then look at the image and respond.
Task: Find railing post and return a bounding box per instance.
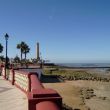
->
[3,67,6,79]
[12,69,15,85]
[2,67,6,79]
[28,74,31,92]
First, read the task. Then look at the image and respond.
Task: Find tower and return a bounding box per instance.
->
[36,42,40,61]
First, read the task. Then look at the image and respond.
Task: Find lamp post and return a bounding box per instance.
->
[5,33,9,79]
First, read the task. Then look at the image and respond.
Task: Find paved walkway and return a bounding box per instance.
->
[0,76,28,110]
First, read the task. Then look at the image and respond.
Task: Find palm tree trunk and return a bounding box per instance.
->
[25,51,27,67]
[20,49,23,66]
[25,52,26,61]
[20,49,22,61]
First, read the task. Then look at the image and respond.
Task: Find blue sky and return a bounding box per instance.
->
[0,0,110,63]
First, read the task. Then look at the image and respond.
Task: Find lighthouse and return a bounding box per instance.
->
[36,42,40,61]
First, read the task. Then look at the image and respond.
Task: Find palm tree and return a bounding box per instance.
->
[17,41,26,61]
[0,43,3,54]
[17,42,30,62]
[23,44,30,61]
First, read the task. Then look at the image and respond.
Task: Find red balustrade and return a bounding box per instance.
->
[1,68,62,110]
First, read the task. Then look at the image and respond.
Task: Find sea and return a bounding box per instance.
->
[56,63,110,73]
[56,63,110,68]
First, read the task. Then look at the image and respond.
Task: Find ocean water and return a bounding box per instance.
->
[57,63,110,67]
[56,63,110,73]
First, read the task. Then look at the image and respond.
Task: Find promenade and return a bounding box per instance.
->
[0,76,28,110]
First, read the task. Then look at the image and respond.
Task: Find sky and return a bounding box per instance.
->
[0,0,110,63]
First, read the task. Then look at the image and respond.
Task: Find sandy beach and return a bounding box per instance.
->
[43,80,110,110]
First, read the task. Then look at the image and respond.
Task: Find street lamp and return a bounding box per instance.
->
[4,33,9,79]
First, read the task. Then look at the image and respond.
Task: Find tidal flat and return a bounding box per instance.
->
[42,67,110,110]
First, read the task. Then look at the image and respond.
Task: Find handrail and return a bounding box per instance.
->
[30,74,44,91]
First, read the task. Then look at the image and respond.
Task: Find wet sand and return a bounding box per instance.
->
[43,80,110,110]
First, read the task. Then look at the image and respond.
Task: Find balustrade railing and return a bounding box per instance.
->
[1,67,62,110]
[14,70,30,92]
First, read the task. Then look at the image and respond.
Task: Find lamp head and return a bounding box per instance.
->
[5,33,9,40]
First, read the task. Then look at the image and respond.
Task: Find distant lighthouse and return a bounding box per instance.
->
[36,42,40,61]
